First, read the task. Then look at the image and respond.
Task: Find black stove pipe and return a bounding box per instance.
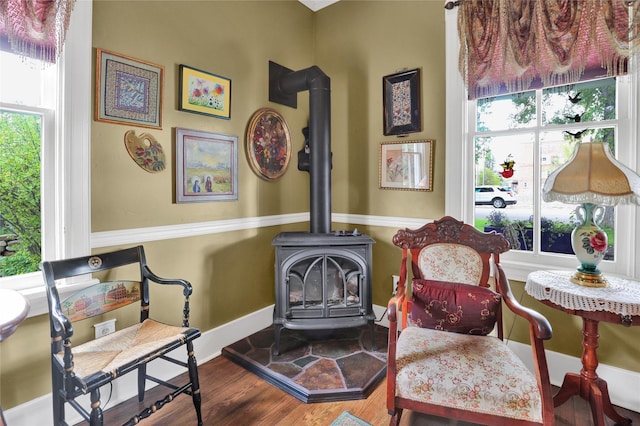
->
[270,63,332,234]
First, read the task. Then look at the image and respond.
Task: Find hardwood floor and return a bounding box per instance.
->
[89,356,640,426]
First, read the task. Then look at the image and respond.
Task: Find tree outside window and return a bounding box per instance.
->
[0,110,42,276]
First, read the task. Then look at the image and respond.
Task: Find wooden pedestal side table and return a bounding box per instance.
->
[0,288,30,426]
[525,270,640,426]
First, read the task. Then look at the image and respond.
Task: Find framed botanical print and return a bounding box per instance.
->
[178,64,231,119]
[380,139,434,191]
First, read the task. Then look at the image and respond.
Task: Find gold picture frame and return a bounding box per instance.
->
[379,140,434,191]
[95,48,164,129]
[245,108,292,181]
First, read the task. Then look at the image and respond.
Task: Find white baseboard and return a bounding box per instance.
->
[5,304,637,425]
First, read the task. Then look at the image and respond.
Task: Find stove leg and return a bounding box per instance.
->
[273,324,283,356]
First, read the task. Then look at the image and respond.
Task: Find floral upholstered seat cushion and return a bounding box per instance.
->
[418,243,483,284]
[411,279,501,335]
[395,326,543,423]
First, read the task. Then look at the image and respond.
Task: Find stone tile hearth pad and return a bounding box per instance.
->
[221,324,388,403]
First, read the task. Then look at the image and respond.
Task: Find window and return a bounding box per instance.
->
[473,78,618,256]
[0,48,57,278]
[445,10,639,281]
[0,2,92,316]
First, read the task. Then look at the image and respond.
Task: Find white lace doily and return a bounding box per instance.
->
[525,270,640,316]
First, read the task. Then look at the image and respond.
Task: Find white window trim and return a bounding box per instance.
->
[1,0,93,316]
[445,7,640,282]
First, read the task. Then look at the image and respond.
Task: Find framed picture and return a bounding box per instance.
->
[380,140,434,191]
[175,128,238,203]
[382,68,421,136]
[179,65,231,119]
[245,108,292,181]
[95,48,164,129]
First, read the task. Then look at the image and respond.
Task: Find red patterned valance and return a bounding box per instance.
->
[458,0,640,99]
[0,0,76,63]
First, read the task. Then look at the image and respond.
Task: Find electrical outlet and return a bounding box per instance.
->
[392,275,400,295]
[94,319,117,339]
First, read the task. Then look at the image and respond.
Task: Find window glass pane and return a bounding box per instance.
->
[0,51,46,105]
[542,77,616,125]
[475,133,534,252]
[477,91,536,132]
[0,109,42,276]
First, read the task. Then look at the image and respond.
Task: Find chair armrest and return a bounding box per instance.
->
[143,266,194,327]
[496,265,552,340]
[387,294,405,323]
[143,266,193,298]
[50,309,73,343]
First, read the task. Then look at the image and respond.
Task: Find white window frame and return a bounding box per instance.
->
[445,7,640,282]
[0,0,93,316]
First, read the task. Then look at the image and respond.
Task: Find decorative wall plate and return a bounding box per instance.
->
[124,130,166,173]
[245,108,291,181]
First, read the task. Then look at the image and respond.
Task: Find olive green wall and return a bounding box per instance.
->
[1,0,638,413]
[315,1,447,219]
[92,1,314,230]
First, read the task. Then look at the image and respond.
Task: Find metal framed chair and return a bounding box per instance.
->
[41,245,203,426]
[386,216,555,425]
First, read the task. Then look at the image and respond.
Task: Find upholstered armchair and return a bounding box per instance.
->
[386,216,555,425]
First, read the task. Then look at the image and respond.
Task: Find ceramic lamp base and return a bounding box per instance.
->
[571,270,608,288]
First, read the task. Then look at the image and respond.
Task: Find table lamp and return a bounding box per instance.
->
[542,142,640,287]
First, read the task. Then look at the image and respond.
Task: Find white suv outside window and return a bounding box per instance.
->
[474,186,517,209]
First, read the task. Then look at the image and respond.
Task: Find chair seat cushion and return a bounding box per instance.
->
[395,326,543,423]
[57,319,200,381]
[411,279,501,335]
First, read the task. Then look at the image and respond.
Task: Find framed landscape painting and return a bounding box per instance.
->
[175,128,238,203]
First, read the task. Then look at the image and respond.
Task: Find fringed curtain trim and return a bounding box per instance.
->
[0,0,76,63]
[459,0,640,99]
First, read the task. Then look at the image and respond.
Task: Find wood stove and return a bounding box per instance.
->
[272,231,375,355]
[269,62,376,355]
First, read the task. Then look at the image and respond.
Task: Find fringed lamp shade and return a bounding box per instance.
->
[543,142,640,206]
[542,142,640,287]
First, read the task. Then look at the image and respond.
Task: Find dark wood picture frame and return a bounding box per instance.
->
[382,68,421,136]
